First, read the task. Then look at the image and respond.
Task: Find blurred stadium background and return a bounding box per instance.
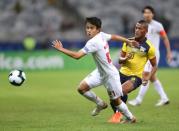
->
[0,0,179,69]
[0,0,179,130]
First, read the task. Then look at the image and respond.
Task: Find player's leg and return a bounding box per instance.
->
[110,81,132,114]
[77,69,107,116]
[78,81,104,106]
[128,61,151,106]
[112,97,136,123]
[110,72,128,113]
[106,75,136,123]
[111,72,142,111]
[151,52,169,106]
[150,74,170,106]
[111,78,141,112]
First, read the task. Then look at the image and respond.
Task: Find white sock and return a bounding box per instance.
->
[153,80,168,100]
[83,91,103,106]
[136,82,150,102]
[116,102,133,120]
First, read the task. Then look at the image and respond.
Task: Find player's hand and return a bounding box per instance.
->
[142,75,150,86]
[166,51,172,63]
[52,40,63,51]
[126,53,133,60]
[129,40,139,48]
[142,80,148,86]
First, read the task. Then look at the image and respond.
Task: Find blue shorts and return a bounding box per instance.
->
[119,72,142,90]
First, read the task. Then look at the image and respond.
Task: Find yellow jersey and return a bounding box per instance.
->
[120,38,155,78]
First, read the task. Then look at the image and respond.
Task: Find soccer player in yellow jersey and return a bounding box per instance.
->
[128,6,171,107]
[109,20,157,123]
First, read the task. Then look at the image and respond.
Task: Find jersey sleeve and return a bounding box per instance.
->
[122,43,127,52]
[101,32,112,41]
[81,40,98,54]
[157,23,166,36]
[147,45,156,60]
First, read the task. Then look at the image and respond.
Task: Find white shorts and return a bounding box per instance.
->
[83,69,123,100]
[144,51,160,72]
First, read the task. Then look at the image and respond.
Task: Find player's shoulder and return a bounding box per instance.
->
[139,38,155,53]
[151,20,163,27]
[89,32,102,41]
[86,34,99,44]
[87,32,107,43]
[122,42,127,46]
[146,39,155,49]
[99,32,108,36]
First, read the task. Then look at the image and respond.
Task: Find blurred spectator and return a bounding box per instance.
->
[121,15,130,35]
[60,20,76,31]
[48,0,57,5]
[13,0,23,14]
[158,14,171,34]
[0,0,178,42]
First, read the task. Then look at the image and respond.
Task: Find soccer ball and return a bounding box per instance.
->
[8,70,26,86]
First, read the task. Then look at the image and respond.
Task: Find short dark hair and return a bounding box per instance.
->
[142,6,155,14]
[137,20,148,29]
[85,17,102,29]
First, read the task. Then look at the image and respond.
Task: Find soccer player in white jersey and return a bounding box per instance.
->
[52,17,138,123]
[128,6,172,107]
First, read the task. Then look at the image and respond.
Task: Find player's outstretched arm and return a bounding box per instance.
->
[111,35,139,47]
[52,40,86,60]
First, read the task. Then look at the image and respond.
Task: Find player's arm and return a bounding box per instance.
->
[118,43,133,64]
[111,35,139,47]
[111,35,131,43]
[52,40,86,60]
[149,57,158,78]
[142,57,158,85]
[118,51,127,64]
[118,51,133,64]
[160,31,172,63]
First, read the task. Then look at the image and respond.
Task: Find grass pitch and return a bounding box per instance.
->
[0,69,179,131]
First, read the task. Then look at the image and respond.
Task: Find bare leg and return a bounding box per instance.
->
[77,80,104,106]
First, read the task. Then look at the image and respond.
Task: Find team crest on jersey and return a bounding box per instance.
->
[139,46,146,52]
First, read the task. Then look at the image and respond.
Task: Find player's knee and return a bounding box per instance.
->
[77,86,85,94]
[150,75,157,82]
[77,81,89,94]
[142,72,150,78]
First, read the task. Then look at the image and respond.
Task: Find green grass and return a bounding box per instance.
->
[0,69,179,131]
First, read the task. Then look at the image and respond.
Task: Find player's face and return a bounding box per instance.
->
[85,22,100,38]
[143,9,154,22]
[135,23,147,39]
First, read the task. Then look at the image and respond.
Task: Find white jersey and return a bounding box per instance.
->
[81,32,119,78]
[144,20,165,72]
[146,20,165,52]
